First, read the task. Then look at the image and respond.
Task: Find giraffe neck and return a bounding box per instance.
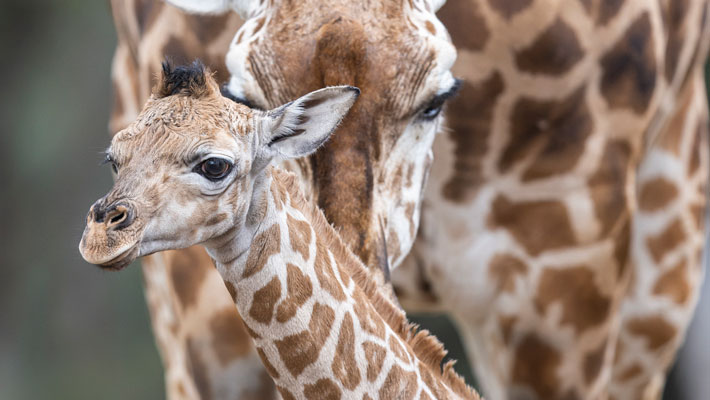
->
[203,167,478,399]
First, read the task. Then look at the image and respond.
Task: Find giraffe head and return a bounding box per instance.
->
[79,61,358,270]
[166,0,458,273]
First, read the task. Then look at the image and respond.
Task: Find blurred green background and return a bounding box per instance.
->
[0,1,707,399]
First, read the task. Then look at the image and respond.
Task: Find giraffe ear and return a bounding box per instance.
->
[432,0,447,11]
[165,0,260,19]
[256,86,360,162]
[422,0,447,12]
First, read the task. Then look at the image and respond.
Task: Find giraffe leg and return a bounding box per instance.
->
[609,72,708,400]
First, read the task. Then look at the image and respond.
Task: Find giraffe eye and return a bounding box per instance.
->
[197,158,233,181]
[102,153,119,174]
[417,78,462,121]
[420,102,444,120]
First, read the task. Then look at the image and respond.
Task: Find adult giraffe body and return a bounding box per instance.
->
[396,1,710,399]
[107,0,710,399]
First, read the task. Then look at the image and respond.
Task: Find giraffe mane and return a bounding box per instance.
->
[272,168,480,399]
[154,59,215,98]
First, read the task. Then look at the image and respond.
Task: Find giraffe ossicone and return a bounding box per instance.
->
[81,61,479,400]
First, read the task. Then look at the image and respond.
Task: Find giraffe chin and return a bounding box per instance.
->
[96,243,140,271]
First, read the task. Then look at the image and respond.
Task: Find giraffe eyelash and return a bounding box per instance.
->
[101,151,119,173]
[416,78,462,121]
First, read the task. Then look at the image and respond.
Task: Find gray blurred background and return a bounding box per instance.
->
[0,1,707,399]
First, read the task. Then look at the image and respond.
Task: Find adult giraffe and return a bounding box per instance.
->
[108,0,458,398]
[108,0,710,399]
[395,1,710,399]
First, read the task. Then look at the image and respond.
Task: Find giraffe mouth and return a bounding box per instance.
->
[96,243,140,271]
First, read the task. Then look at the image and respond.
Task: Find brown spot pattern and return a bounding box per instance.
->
[511,334,561,399]
[418,362,448,399]
[617,363,643,381]
[163,36,191,64]
[276,263,313,323]
[443,73,505,202]
[597,0,624,25]
[134,0,164,34]
[535,266,611,332]
[614,221,631,278]
[437,0,490,51]
[579,0,624,25]
[304,378,342,400]
[487,0,533,19]
[352,291,386,339]
[489,195,576,256]
[389,335,411,364]
[287,214,312,261]
[210,307,252,366]
[499,315,517,345]
[363,341,387,381]
[249,276,282,324]
[425,20,436,35]
[688,118,708,176]
[186,13,230,43]
[588,140,631,235]
[270,182,284,211]
[583,340,608,384]
[689,118,708,175]
[332,313,361,390]
[639,177,678,212]
[170,247,210,310]
[515,18,584,76]
[242,224,280,278]
[652,259,690,304]
[663,0,690,82]
[646,218,686,263]
[186,338,212,400]
[277,386,296,400]
[257,347,280,379]
[224,281,237,302]
[600,12,657,114]
[501,86,593,181]
[275,303,335,376]
[378,364,418,400]
[314,240,347,301]
[205,212,227,226]
[488,254,528,293]
[626,315,677,350]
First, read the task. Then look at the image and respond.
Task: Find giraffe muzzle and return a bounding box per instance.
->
[79,199,141,269]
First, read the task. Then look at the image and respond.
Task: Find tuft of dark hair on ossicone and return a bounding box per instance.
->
[155,59,212,98]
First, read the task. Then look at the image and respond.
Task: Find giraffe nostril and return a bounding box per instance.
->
[109,210,126,225]
[105,205,132,230]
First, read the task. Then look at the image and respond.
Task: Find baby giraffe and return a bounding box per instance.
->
[79,62,478,400]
